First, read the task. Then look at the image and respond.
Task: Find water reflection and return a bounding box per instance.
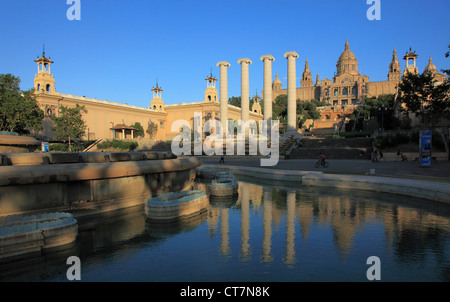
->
[1,176,449,282]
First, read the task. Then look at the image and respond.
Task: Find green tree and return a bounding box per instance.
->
[130,122,144,138]
[397,72,450,129]
[272,94,287,120]
[228,96,255,109]
[51,104,88,151]
[0,74,44,134]
[146,120,158,138]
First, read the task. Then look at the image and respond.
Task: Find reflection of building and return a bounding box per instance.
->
[33,51,262,141]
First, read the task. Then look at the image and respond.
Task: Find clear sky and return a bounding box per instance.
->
[1,0,449,108]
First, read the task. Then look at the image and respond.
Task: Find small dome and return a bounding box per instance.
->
[272,73,282,90]
[273,73,281,84]
[424,57,438,75]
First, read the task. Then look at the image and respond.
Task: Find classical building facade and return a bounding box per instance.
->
[270,41,404,106]
[33,52,262,142]
[267,41,446,128]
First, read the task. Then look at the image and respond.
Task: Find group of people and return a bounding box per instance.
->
[372,149,383,162]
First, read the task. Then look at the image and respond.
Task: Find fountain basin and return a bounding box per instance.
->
[208,178,239,197]
[0,212,78,262]
[145,190,208,221]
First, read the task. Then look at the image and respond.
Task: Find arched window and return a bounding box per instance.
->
[342,87,348,95]
[37,84,40,91]
[208,95,211,102]
[334,89,338,96]
[46,84,51,92]
[153,105,156,110]
[159,105,162,111]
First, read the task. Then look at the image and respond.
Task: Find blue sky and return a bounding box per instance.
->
[1,0,449,107]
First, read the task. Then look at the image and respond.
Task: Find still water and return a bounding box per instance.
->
[1,176,449,282]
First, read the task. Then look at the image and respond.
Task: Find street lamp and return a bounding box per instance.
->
[378,105,386,133]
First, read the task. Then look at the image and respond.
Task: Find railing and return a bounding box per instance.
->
[83,138,103,152]
[0,131,19,136]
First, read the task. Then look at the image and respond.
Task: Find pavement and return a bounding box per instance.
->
[196,156,450,183]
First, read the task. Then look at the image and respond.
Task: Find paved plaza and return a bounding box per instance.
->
[198,156,450,182]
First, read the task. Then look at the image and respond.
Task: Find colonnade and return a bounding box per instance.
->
[217,51,299,135]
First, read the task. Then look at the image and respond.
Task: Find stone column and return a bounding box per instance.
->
[217,61,230,132]
[260,55,275,121]
[238,58,252,123]
[284,51,299,133]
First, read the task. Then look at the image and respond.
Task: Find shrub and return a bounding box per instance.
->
[339,131,371,138]
[97,139,138,151]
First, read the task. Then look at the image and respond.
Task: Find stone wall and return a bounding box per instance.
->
[0,154,200,217]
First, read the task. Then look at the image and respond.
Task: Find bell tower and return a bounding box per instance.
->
[34,46,56,95]
[204,71,218,103]
[388,49,402,82]
[150,81,164,112]
[403,47,419,76]
[301,59,313,87]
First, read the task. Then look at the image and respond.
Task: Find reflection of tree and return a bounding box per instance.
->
[394,226,447,265]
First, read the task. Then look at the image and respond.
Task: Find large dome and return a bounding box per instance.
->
[336,41,358,76]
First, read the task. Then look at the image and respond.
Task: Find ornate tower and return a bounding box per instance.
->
[251,91,262,115]
[388,49,402,82]
[403,48,419,76]
[150,81,164,112]
[34,46,56,95]
[301,59,313,87]
[315,73,321,86]
[204,72,218,103]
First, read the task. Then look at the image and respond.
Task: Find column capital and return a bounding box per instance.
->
[217,61,230,68]
[260,55,275,62]
[238,58,252,65]
[284,51,299,59]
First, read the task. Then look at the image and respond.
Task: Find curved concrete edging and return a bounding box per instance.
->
[202,164,307,183]
[201,164,450,205]
[302,172,450,205]
[0,157,200,186]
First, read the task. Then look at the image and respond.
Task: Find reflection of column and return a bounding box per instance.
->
[262,188,273,263]
[240,182,250,260]
[284,190,296,265]
[238,58,252,123]
[220,209,231,255]
[217,61,230,132]
[207,204,220,238]
[284,51,299,133]
[260,55,275,121]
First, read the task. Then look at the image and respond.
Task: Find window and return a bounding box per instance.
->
[334,89,338,96]
[343,88,348,95]
[46,84,51,92]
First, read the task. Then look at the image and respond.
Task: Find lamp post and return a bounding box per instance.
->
[378,105,386,133]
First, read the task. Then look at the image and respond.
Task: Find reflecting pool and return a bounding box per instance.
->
[1,176,449,282]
